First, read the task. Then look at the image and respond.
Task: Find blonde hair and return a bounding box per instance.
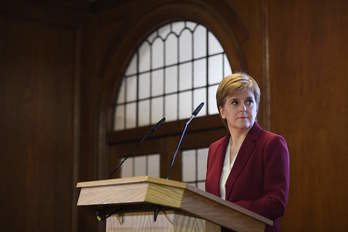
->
[216,72,261,111]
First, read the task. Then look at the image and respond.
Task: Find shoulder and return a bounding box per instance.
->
[262,129,285,142]
[207,135,229,161]
[261,129,288,148]
[252,123,289,155]
[209,136,229,151]
[210,136,228,147]
[257,129,289,164]
[253,123,287,146]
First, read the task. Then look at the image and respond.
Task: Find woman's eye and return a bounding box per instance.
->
[246,99,254,105]
[231,100,238,105]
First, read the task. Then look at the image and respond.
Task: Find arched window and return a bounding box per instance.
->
[114,21,232,130]
[109,21,234,189]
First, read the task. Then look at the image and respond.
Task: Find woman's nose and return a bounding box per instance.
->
[239,102,247,111]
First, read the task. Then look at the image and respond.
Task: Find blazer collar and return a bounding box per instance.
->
[225,122,263,199]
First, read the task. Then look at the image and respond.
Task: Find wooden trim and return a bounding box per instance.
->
[107,114,225,145]
[261,0,271,130]
[72,27,81,232]
[108,128,225,157]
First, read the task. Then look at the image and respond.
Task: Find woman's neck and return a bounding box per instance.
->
[229,128,250,148]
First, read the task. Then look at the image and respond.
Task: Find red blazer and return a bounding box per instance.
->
[205,122,290,232]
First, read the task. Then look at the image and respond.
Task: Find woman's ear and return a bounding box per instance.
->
[219,106,226,119]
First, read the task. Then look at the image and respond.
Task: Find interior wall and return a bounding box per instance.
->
[0,3,87,232]
[268,0,348,231]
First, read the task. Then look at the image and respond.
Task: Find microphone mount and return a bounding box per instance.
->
[166,102,204,179]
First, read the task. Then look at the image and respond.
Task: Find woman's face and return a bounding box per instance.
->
[219,88,257,132]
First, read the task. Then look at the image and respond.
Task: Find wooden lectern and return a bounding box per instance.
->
[77,176,272,232]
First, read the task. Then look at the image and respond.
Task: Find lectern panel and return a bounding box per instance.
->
[106,211,220,232]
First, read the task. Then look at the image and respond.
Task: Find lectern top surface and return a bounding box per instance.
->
[76,176,187,189]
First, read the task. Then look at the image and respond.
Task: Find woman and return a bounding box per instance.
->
[205,73,290,232]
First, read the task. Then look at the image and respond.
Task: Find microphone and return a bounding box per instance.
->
[166,102,204,179]
[108,117,166,178]
[139,117,165,143]
[192,102,204,116]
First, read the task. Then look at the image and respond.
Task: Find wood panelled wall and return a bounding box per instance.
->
[1,0,348,232]
[269,1,348,231]
[0,2,90,232]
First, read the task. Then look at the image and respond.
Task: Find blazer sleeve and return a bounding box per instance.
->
[235,136,290,220]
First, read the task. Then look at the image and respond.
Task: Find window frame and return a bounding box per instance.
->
[97,1,251,180]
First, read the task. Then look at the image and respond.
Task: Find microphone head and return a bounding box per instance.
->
[140,117,166,143]
[192,102,204,116]
[152,117,165,131]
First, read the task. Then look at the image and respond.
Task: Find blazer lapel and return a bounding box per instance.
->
[225,123,262,200]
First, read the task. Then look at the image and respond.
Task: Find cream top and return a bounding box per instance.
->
[219,139,239,200]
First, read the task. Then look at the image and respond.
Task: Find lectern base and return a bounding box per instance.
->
[106,210,220,232]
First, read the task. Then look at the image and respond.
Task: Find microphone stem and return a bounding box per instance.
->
[166,115,194,179]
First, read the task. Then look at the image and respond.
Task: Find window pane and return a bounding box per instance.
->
[121,154,160,178]
[179,30,192,62]
[165,94,177,122]
[152,38,164,69]
[193,26,207,59]
[139,73,150,99]
[159,24,170,40]
[126,76,137,102]
[139,42,151,72]
[172,21,185,35]
[179,91,192,119]
[134,156,146,176]
[181,147,208,190]
[138,100,150,127]
[165,34,177,65]
[147,31,157,43]
[208,85,219,115]
[165,66,177,94]
[126,103,136,129]
[152,69,164,96]
[208,32,223,55]
[148,154,160,177]
[193,88,206,117]
[125,53,137,76]
[114,104,125,130]
[186,22,197,31]
[117,79,126,103]
[197,182,205,191]
[224,54,232,76]
[182,150,196,182]
[197,148,208,180]
[193,59,207,88]
[151,97,163,124]
[121,157,133,177]
[179,63,192,91]
[208,55,223,85]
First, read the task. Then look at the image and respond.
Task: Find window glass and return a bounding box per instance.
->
[114,21,232,130]
[121,154,160,178]
[182,148,208,191]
